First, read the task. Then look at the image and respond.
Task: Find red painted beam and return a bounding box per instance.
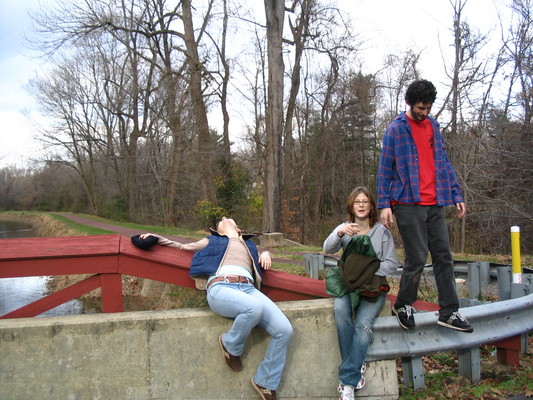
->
[0,234,121,260]
[0,256,120,278]
[0,234,121,278]
[261,269,328,300]
[0,275,101,319]
[100,273,124,313]
[118,239,196,288]
[118,256,196,289]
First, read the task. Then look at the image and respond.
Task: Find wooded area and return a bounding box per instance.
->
[0,0,531,254]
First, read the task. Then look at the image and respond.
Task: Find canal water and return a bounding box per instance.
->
[0,219,85,317]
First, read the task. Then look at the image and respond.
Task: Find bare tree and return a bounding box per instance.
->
[378,50,421,123]
[504,0,533,124]
[437,0,493,252]
[29,55,106,214]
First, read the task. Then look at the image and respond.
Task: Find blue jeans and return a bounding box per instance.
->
[207,282,293,390]
[394,204,459,316]
[334,293,386,386]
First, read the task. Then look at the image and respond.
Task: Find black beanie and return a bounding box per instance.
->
[131,234,159,250]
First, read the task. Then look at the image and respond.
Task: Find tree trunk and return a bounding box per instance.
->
[182,0,214,201]
[263,0,285,232]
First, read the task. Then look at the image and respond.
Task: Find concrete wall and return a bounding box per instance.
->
[0,298,398,400]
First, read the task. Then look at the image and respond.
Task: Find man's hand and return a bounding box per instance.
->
[259,251,272,270]
[380,208,394,230]
[456,202,466,219]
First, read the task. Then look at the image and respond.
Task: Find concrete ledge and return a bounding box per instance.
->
[259,232,287,248]
[0,299,398,400]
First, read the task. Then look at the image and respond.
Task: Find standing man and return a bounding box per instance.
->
[377,79,473,333]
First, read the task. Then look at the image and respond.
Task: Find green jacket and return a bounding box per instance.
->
[326,236,389,313]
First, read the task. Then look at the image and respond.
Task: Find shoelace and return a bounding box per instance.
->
[404,305,415,317]
[449,311,466,322]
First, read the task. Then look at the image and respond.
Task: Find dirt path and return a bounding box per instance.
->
[56,213,198,244]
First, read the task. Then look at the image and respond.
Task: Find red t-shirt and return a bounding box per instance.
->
[407,115,436,205]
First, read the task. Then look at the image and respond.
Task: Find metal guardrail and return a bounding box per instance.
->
[367,293,533,389]
[367,293,533,360]
[304,252,533,280]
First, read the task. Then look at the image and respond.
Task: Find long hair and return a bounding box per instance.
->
[346,186,378,227]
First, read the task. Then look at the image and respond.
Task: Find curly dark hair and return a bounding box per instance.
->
[405,79,437,105]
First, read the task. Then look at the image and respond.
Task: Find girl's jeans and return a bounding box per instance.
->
[394,204,459,316]
[207,281,293,390]
[334,293,386,386]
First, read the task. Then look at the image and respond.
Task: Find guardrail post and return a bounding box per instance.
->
[467,262,480,299]
[304,253,339,279]
[304,253,316,279]
[458,346,480,383]
[510,278,532,356]
[511,283,530,299]
[401,356,425,390]
[479,261,490,288]
[497,266,512,301]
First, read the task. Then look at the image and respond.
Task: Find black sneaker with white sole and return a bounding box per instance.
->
[437,311,473,333]
[392,304,416,329]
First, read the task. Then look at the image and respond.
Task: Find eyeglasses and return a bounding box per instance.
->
[354,200,370,205]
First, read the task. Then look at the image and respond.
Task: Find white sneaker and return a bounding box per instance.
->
[360,362,366,374]
[337,383,355,400]
[355,376,365,390]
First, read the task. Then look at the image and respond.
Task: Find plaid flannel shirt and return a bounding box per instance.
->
[377,112,463,209]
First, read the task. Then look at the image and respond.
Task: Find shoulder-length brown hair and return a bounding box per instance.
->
[346,186,378,227]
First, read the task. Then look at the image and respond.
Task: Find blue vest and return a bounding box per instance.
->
[189,232,262,281]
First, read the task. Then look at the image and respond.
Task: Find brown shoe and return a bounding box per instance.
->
[218,334,243,372]
[251,378,277,400]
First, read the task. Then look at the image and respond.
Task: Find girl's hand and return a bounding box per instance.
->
[259,251,272,270]
[338,223,359,237]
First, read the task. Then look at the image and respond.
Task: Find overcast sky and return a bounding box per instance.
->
[0,0,509,168]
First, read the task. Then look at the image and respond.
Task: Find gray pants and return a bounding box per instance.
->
[393,204,459,316]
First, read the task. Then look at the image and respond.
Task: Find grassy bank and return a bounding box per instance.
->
[0,211,95,237]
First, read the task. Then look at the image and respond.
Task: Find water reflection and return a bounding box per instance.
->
[0,276,84,316]
[0,219,35,239]
[0,219,85,317]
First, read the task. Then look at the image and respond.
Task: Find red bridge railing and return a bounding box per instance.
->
[0,234,438,319]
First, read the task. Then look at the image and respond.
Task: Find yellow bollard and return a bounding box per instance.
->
[510,226,522,284]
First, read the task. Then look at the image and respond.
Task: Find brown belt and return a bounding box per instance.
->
[207,275,253,288]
